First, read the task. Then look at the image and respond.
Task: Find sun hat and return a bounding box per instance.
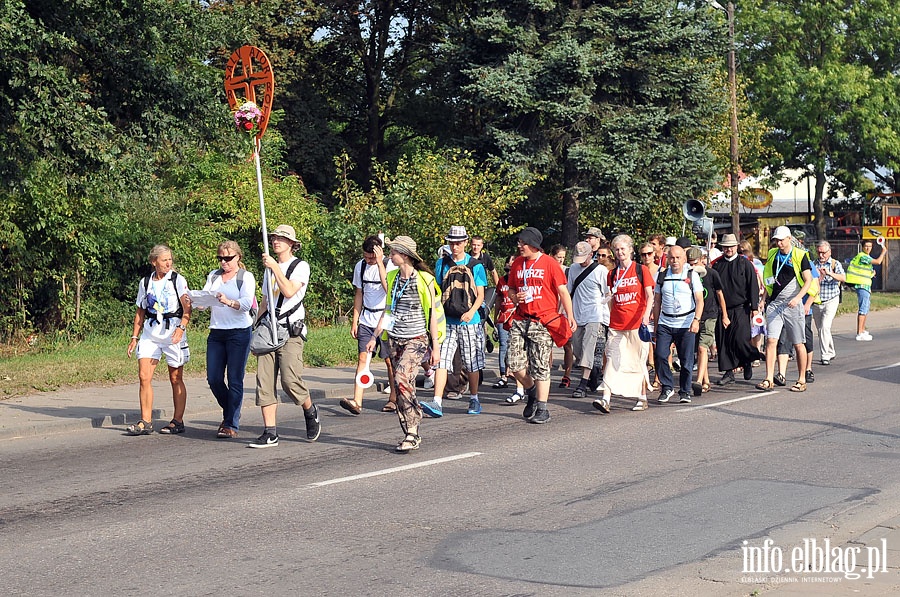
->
[718,233,739,247]
[445,225,469,242]
[270,224,300,246]
[517,227,543,249]
[386,236,424,263]
[585,227,605,240]
[573,241,593,264]
[771,226,791,240]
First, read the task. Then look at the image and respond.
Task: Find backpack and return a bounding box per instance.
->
[355,259,386,314]
[656,267,697,315]
[439,256,482,318]
[142,271,184,326]
[209,268,258,319]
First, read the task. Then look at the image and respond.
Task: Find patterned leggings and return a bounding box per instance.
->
[390,335,429,435]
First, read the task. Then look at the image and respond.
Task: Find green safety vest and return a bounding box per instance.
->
[763,247,819,302]
[844,252,875,287]
[384,268,446,344]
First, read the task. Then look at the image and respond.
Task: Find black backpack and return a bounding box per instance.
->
[439,256,481,318]
[142,271,184,326]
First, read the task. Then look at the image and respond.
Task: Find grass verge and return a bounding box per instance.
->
[0,324,358,399]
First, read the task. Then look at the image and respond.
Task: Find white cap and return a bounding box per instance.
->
[665,237,677,246]
[772,225,791,240]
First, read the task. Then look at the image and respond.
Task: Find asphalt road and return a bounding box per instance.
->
[2,329,900,596]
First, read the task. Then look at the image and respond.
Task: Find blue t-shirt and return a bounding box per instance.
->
[435,253,488,325]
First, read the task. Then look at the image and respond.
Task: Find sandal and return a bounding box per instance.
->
[339,398,362,416]
[701,382,711,393]
[158,419,185,434]
[790,380,807,393]
[381,401,397,413]
[558,376,571,389]
[395,433,421,453]
[126,419,153,435]
[492,378,509,389]
[755,380,773,390]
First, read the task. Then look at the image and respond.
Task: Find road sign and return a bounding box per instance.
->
[862,226,900,240]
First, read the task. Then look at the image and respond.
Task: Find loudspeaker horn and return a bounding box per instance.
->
[682,199,705,222]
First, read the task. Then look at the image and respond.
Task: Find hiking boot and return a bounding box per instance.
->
[304,404,321,441]
[717,370,735,386]
[528,407,550,424]
[421,400,443,418]
[248,431,279,448]
[658,388,675,403]
[467,397,482,415]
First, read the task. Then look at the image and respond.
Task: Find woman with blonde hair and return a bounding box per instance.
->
[126,244,192,435]
[202,240,256,439]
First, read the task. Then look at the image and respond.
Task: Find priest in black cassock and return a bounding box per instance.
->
[711,234,765,384]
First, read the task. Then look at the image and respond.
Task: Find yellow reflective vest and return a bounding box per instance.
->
[845,252,875,288]
[763,248,819,302]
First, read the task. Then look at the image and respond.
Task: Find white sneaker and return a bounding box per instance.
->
[856,333,873,342]
[423,374,435,389]
[863,331,873,340]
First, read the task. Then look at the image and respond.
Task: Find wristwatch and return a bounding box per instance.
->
[176,324,187,331]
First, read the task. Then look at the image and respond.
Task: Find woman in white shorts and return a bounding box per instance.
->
[126,244,192,435]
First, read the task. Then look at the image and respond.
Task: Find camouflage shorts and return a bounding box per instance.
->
[507,319,553,381]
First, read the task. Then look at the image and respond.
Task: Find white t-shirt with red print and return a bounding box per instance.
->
[608,261,653,331]
[508,253,568,322]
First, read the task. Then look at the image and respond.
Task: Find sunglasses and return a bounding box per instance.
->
[217,255,237,262]
[640,252,654,257]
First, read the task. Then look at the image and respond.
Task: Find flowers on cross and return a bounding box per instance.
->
[234,101,262,136]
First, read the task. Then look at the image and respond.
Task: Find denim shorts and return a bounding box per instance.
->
[855,287,871,315]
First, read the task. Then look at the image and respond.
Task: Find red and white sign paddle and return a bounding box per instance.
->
[752,313,765,327]
[356,352,375,389]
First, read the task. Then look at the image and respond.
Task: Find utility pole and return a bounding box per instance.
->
[727,1,741,239]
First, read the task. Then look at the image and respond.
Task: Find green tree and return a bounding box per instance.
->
[738,0,900,237]
[438,0,725,247]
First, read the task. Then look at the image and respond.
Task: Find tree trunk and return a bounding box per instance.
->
[562,160,580,250]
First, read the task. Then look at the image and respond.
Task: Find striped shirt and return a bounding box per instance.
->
[389,274,427,339]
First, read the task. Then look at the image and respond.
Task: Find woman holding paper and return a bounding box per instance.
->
[201,240,256,439]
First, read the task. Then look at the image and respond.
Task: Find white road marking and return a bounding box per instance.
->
[675,391,778,412]
[871,362,900,371]
[308,452,483,487]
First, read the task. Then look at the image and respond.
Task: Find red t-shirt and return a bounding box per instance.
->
[508,253,568,321]
[608,261,653,331]
[495,275,515,324]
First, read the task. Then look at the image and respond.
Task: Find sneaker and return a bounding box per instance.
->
[446,391,463,400]
[505,391,524,405]
[248,431,279,448]
[743,364,754,380]
[421,400,443,418]
[806,370,815,383]
[679,392,691,404]
[395,434,421,453]
[382,385,392,394]
[467,397,482,415]
[423,374,435,389]
[658,388,675,403]
[821,359,830,366]
[717,371,735,386]
[856,333,872,342]
[672,358,681,372]
[528,407,550,424]
[522,386,538,420]
[304,405,321,441]
[631,399,648,411]
[774,373,786,386]
[593,398,611,414]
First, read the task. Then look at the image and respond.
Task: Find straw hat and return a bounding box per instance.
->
[386,236,424,264]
